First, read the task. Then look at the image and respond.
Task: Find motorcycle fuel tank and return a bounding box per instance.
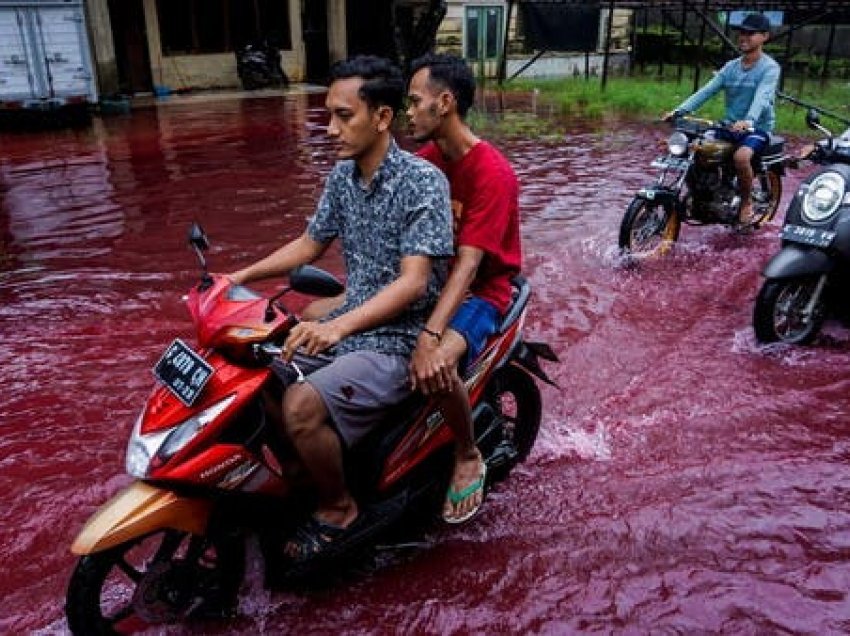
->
[695,138,734,166]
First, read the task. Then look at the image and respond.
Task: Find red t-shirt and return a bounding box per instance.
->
[417,140,521,314]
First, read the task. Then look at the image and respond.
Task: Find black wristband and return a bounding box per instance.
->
[422,327,442,343]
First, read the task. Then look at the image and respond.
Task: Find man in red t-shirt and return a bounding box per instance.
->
[407,53,521,523]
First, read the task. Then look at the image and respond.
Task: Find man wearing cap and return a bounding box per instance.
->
[663,12,780,226]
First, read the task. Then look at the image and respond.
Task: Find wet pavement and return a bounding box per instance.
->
[2,88,850,634]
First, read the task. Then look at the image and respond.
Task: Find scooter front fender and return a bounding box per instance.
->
[71,481,212,555]
[762,243,835,279]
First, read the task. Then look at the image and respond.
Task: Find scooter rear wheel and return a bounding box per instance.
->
[65,529,243,635]
[478,365,542,482]
[751,170,782,224]
[618,197,680,258]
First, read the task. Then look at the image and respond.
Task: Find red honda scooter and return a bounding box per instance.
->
[65,223,557,634]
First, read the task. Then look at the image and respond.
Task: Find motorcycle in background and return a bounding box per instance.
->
[64,224,557,633]
[753,109,850,344]
[619,116,787,258]
[235,41,289,90]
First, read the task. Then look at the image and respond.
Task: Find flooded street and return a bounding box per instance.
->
[3,90,850,634]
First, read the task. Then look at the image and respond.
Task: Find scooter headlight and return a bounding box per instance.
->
[667,131,689,157]
[125,394,236,478]
[802,171,846,222]
[125,414,170,478]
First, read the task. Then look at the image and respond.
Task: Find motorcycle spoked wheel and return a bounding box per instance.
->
[476,365,542,483]
[618,197,681,258]
[753,277,826,345]
[66,529,243,635]
[750,171,783,224]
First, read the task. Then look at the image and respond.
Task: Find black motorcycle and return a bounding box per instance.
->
[619,116,787,258]
[753,109,850,344]
[235,41,289,90]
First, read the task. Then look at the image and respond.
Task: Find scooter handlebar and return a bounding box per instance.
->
[255,342,283,358]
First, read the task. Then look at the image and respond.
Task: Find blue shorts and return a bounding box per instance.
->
[712,127,769,153]
[448,296,501,371]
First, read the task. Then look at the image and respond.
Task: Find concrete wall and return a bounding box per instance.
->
[157,54,239,91]
[85,0,119,96]
[436,1,632,78]
[506,52,630,79]
[286,0,306,81]
[328,0,347,65]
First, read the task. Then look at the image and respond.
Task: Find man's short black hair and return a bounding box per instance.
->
[328,55,404,115]
[409,53,475,119]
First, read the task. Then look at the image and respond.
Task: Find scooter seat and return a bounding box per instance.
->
[759,134,785,169]
[497,275,530,334]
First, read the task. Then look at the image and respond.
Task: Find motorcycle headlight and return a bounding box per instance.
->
[125,394,236,478]
[802,171,846,222]
[667,131,689,157]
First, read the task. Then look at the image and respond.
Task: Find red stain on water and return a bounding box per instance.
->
[2,93,850,633]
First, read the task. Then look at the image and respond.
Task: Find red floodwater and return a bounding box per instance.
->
[2,91,850,634]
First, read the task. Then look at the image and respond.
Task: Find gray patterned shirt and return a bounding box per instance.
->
[308,140,453,357]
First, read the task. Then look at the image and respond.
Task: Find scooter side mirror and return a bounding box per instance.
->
[262,266,343,323]
[805,108,821,130]
[188,222,213,290]
[188,222,210,252]
[805,108,834,145]
[289,265,344,297]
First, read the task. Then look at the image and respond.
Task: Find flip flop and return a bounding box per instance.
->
[283,514,364,564]
[734,206,758,230]
[443,461,487,525]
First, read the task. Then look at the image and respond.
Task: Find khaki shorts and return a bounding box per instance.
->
[272,350,411,447]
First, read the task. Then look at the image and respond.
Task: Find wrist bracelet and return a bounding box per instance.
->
[422,327,442,343]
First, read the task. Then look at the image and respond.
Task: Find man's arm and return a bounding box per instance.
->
[745,62,780,127]
[673,68,726,116]
[410,157,516,392]
[421,246,482,338]
[282,254,433,358]
[409,246,482,393]
[230,232,327,286]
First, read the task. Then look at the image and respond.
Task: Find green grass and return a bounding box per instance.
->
[499,72,849,136]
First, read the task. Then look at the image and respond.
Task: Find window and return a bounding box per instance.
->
[156,0,291,56]
[465,6,503,61]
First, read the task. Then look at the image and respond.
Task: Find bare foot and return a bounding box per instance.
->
[738,202,755,225]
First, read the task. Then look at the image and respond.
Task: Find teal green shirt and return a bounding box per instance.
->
[676,53,781,132]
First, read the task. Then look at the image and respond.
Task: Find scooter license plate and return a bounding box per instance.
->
[781,224,836,248]
[152,339,214,406]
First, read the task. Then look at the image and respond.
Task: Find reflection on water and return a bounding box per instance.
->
[2,90,850,634]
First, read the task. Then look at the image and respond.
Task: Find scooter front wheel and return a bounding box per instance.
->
[618,197,680,258]
[753,277,826,345]
[66,529,243,635]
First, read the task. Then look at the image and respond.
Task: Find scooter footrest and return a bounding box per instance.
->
[487,440,518,470]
